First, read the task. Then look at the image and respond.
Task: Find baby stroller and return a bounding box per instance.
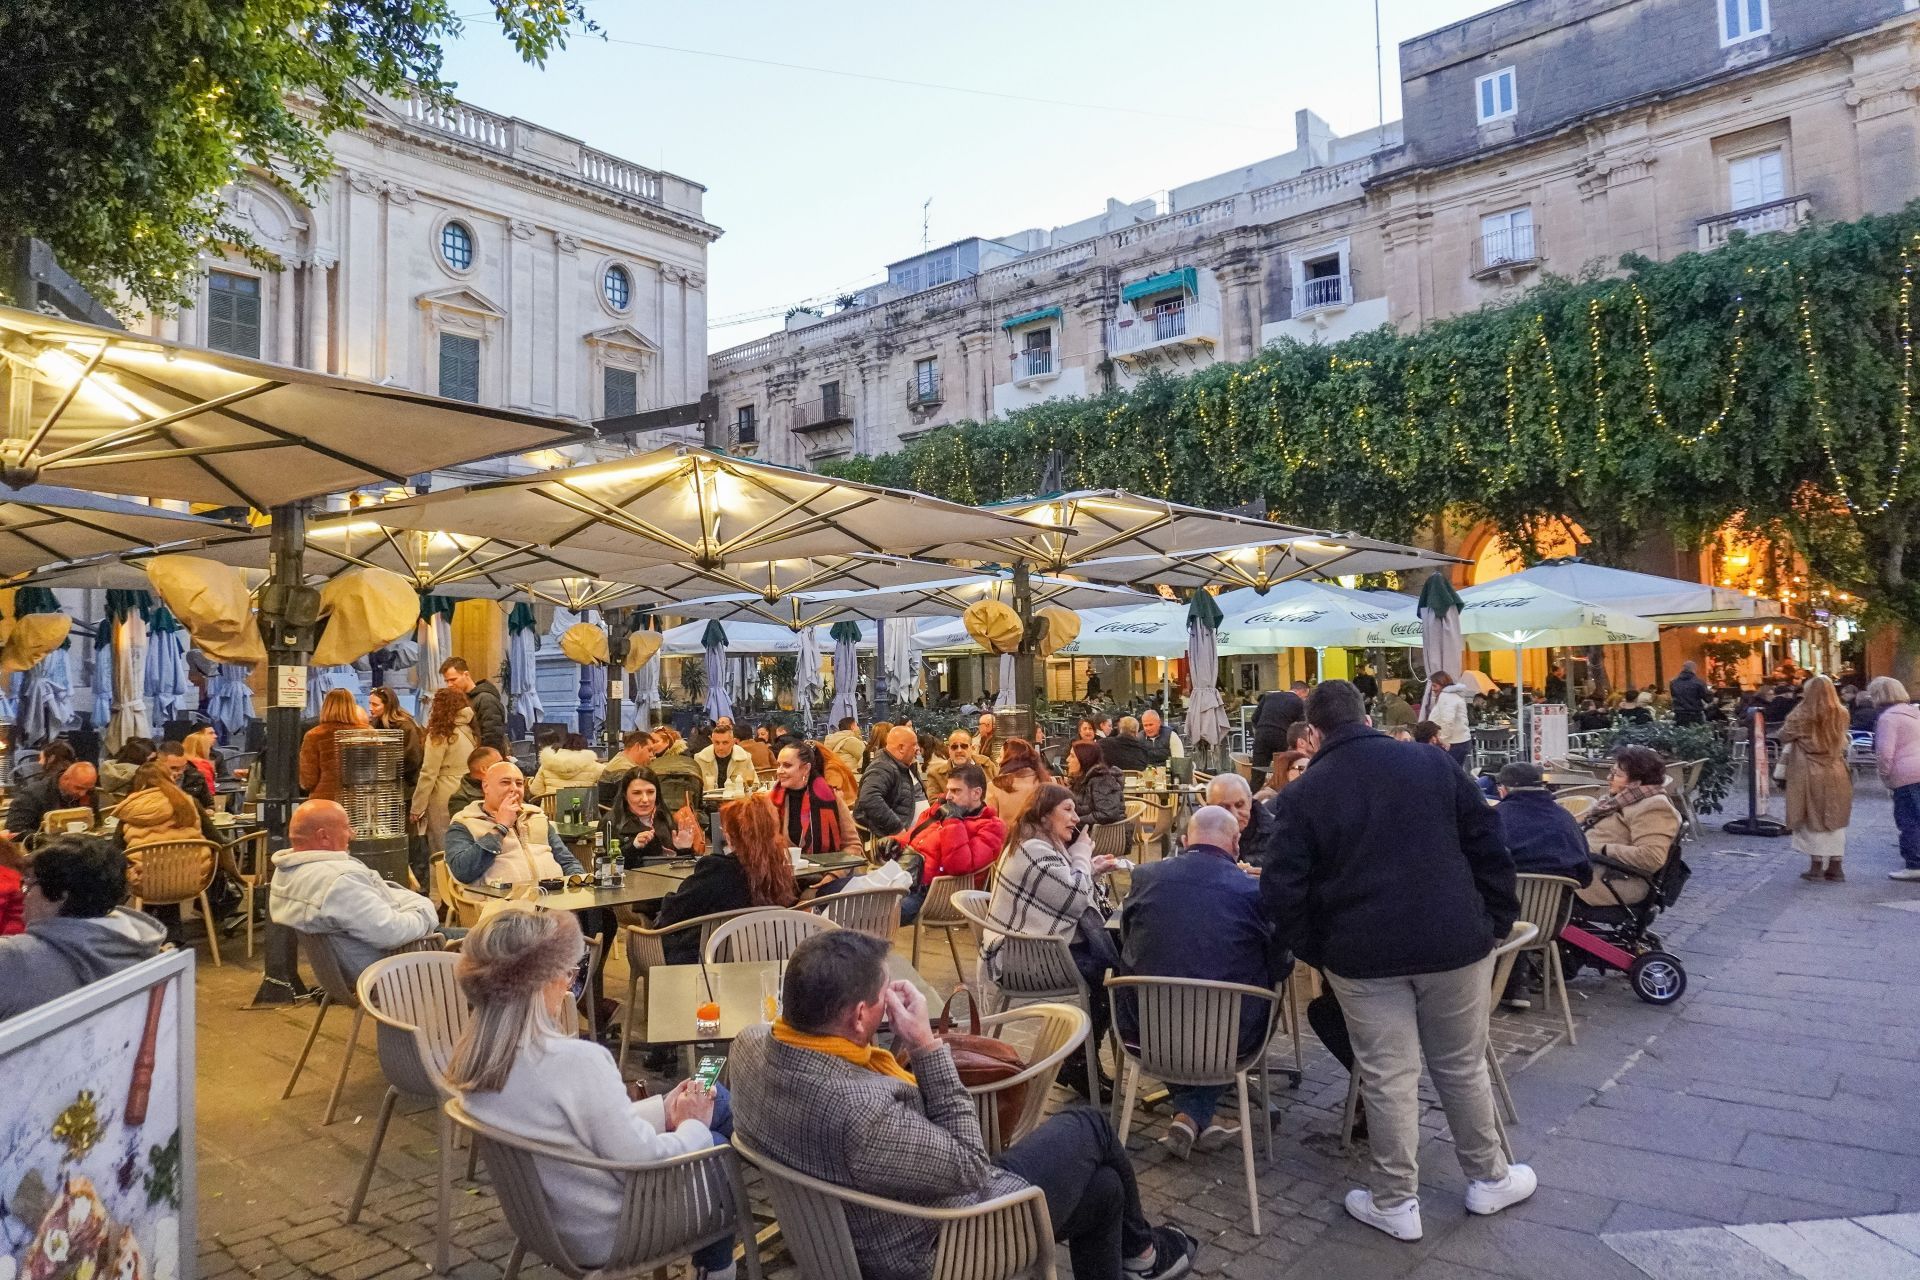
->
[1558,837,1691,1005]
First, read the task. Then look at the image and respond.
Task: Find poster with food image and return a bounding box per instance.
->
[0,951,195,1280]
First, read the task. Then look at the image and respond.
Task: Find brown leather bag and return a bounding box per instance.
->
[933,989,1028,1141]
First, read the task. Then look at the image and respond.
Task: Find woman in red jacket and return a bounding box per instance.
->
[898,760,1007,924]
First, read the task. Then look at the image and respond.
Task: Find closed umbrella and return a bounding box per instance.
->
[796,625,823,733]
[90,615,111,729]
[206,663,255,743]
[108,607,154,753]
[1185,590,1229,756]
[415,595,456,714]
[14,588,75,749]
[506,602,544,735]
[701,621,733,721]
[1417,574,1466,718]
[827,620,860,725]
[305,664,360,717]
[884,617,922,708]
[142,606,191,731]
[993,654,1018,711]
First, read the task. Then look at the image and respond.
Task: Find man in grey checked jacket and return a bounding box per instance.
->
[730,931,1197,1280]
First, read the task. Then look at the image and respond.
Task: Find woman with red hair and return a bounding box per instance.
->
[651,798,799,964]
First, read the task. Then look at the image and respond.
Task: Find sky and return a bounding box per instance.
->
[439,0,1497,347]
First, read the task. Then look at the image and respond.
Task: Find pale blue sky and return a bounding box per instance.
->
[440,0,1495,345]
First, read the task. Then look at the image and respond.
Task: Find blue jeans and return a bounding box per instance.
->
[1895,783,1920,869]
[689,1085,736,1272]
[899,880,928,925]
[1167,1085,1227,1130]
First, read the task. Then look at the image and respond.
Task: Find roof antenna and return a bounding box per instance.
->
[922,197,932,251]
[1375,0,1386,130]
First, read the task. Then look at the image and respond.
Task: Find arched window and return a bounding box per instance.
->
[603,264,632,310]
[440,221,474,270]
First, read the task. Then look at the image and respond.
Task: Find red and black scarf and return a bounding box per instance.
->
[770,777,843,855]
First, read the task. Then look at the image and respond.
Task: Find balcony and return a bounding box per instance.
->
[906,373,943,410]
[1110,297,1221,361]
[1297,273,1350,314]
[1473,224,1542,279]
[1697,195,1812,251]
[1013,345,1058,384]
[790,394,853,434]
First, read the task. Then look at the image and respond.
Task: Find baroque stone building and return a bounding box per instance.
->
[128,90,721,471]
[710,0,1920,484]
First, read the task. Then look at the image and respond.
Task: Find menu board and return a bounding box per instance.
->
[0,950,196,1280]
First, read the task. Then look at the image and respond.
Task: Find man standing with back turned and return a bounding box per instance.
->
[1260,680,1531,1242]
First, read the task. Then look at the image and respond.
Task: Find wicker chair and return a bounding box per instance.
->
[733,1137,1055,1280]
[126,838,221,966]
[1554,793,1599,819]
[1513,873,1582,1044]
[446,1097,763,1280]
[964,1004,1089,1157]
[952,892,1102,1104]
[1086,819,1136,862]
[803,884,906,941]
[444,876,536,928]
[910,873,976,977]
[38,806,95,838]
[1339,921,1539,1156]
[616,908,766,1072]
[347,951,471,1272]
[703,907,836,965]
[1104,975,1284,1232]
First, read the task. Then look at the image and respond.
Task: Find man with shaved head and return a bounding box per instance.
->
[855,725,926,840]
[1115,803,1289,1159]
[6,761,98,837]
[445,761,584,885]
[269,799,441,980]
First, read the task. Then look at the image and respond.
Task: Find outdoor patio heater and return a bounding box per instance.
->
[335,728,410,883]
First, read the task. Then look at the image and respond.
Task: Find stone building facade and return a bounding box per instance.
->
[710,0,1920,486]
[128,90,721,472]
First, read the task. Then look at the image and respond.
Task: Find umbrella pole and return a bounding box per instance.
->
[1012,562,1037,710]
[1515,642,1527,763]
[254,500,321,1006]
[874,617,890,724]
[605,607,631,749]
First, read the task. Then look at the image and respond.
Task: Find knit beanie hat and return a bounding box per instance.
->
[455,904,584,1004]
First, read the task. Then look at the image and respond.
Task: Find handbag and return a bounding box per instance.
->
[933,989,1028,1140]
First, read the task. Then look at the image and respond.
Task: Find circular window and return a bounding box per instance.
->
[440,220,474,271]
[603,264,632,311]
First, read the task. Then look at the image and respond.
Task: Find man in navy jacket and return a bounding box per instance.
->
[1260,680,1531,1243]
[1119,805,1288,1159]
[1494,762,1594,887]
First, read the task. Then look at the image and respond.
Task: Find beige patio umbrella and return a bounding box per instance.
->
[0,484,246,579]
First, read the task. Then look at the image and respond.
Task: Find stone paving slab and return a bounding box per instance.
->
[186,783,1920,1278]
[1606,1212,1920,1279]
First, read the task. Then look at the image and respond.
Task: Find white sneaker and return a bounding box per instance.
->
[1465,1163,1538,1215]
[1344,1189,1423,1240]
[1161,1115,1197,1160]
[1889,868,1920,881]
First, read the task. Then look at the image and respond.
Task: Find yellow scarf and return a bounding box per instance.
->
[771,1018,917,1085]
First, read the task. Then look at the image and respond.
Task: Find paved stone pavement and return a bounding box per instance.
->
[189,775,1920,1279]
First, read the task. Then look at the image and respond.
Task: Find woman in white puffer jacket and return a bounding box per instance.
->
[1869,677,1920,881]
[530,733,605,798]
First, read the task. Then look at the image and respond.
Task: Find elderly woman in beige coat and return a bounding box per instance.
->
[1576,745,1682,907]
[1779,674,1853,882]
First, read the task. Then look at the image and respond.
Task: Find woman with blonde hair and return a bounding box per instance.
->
[1779,673,1853,881]
[411,687,476,853]
[298,688,366,801]
[1869,676,1920,880]
[447,904,739,1280]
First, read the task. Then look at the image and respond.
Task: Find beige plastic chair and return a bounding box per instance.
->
[803,884,906,940]
[216,829,270,958]
[126,838,222,966]
[953,892,1102,1102]
[703,907,836,965]
[1087,819,1136,861]
[445,1097,763,1280]
[283,929,447,1124]
[1133,794,1174,862]
[616,907,766,1072]
[428,851,456,919]
[1339,920,1539,1158]
[347,950,471,1273]
[965,1003,1089,1156]
[1514,873,1581,1044]
[1667,759,1707,839]
[911,873,976,976]
[445,876,536,928]
[1105,975,1283,1233]
[733,1136,1056,1280]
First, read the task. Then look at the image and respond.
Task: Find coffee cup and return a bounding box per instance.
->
[66,820,88,833]
[787,846,805,868]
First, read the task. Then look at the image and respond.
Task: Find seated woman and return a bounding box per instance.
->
[531,733,604,800]
[99,738,156,810]
[987,737,1051,837]
[610,771,701,866]
[448,905,738,1280]
[651,799,799,964]
[982,783,1121,1099]
[764,742,862,865]
[1065,741,1126,826]
[113,761,222,934]
[1574,745,1681,909]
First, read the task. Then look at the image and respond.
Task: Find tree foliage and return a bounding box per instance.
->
[0,0,595,314]
[823,206,1920,628]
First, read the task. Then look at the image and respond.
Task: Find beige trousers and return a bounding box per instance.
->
[1327,953,1508,1207]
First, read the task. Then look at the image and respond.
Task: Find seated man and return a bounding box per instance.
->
[1205,773,1273,869]
[448,746,503,818]
[6,762,99,838]
[922,729,996,798]
[0,836,166,1019]
[155,740,215,810]
[855,726,924,842]
[445,761,585,885]
[1138,710,1184,765]
[1493,762,1595,1009]
[730,930,1198,1280]
[1099,717,1153,772]
[896,764,1005,924]
[270,799,443,981]
[1118,806,1289,1158]
[694,718,759,793]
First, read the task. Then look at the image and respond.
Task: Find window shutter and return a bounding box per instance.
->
[439,333,481,402]
[603,366,638,417]
[206,272,261,358]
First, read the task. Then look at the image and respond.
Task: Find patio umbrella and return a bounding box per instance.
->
[142,610,189,729]
[108,606,153,752]
[206,663,255,743]
[1052,602,1190,658]
[661,618,876,656]
[673,571,1153,631]
[1495,558,1762,624]
[90,614,111,728]
[796,625,823,733]
[0,485,246,579]
[1417,574,1466,718]
[1217,581,1421,655]
[1185,590,1230,754]
[12,586,73,748]
[305,663,360,717]
[827,621,861,726]
[701,620,733,721]
[1459,581,1659,760]
[415,595,455,714]
[883,617,923,707]
[506,602,544,734]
